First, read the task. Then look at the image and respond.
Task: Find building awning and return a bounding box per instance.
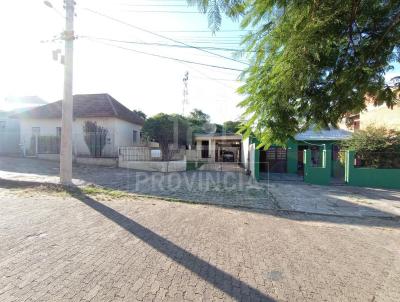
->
[194,133,242,140]
[295,127,352,141]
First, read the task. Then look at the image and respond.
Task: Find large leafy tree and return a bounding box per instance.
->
[142,113,189,161]
[188,0,400,146]
[187,109,210,133]
[133,110,147,120]
[223,120,241,133]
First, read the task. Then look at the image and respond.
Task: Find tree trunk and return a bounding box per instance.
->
[160,143,170,161]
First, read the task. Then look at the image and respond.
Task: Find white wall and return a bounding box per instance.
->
[242,137,249,168]
[0,116,20,154]
[73,117,116,157]
[249,143,256,179]
[119,160,186,172]
[19,118,61,154]
[19,117,142,157]
[113,119,142,148]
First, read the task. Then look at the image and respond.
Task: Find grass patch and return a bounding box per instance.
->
[80,185,131,199]
[186,161,205,171]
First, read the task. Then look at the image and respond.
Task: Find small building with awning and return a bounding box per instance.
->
[248,127,352,181]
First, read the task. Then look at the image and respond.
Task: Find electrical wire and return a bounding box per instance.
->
[87,38,244,72]
[80,36,254,53]
[83,7,249,66]
[123,10,201,13]
[154,30,251,33]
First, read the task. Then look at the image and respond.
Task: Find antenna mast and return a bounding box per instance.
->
[182,71,189,115]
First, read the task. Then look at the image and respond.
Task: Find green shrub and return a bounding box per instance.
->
[340,126,400,168]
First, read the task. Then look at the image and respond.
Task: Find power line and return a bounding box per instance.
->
[80,36,254,53]
[192,76,239,82]
[83,7,249,66]
[87,39,244,72]
[149,30,251,33]
[124,10,201,13]
[121,4,193,7]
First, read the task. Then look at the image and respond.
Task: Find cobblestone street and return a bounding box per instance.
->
[0,157,400,218]
[0,187,400,301]
[0,157,273,210]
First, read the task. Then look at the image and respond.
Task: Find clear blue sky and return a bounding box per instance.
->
[0,0,398,122]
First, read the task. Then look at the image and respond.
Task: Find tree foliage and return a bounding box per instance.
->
[187,109,210,133]
[340,126,400,168]
[133,110,147,120]
[142,113,189,161]
[223,120,241,133]
[188,0,400,147]
[187,109,242,134]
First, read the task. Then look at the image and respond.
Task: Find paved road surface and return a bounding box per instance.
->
[0,187,399,301]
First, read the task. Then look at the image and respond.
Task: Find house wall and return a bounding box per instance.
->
[119,160,186,172]
[303,149,332,185]
[339,104,400,131]
[20,118,61,154]
[242,137,258,180]
[73,118,116,157]
[193,136,243,163]
[287,139,298,174]
[194,138,214,162]
[0,115,20,154]
[19,117,142,157]
[359,104,400,130]
[113,118,142,148]
[241,137,248,168]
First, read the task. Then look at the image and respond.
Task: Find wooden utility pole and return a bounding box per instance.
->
[60,0,75,185]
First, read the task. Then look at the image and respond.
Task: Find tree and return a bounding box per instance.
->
[187,109,210,133]
[82,121,108,157]
[223,120,241,134]
[188,0,400,147]
[340,126,400,168]
[142,113,189,161]
[133,110,147,120]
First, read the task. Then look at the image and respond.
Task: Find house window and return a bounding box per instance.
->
[32,127,40,136]
[0,121,5,131]
[56,127,62,137]
[353,120,360,130]
[133,130,138,144]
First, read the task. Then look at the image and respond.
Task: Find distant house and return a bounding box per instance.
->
[191,133,242,163]
[341,104,400,131]
[14,94,144,158]
[0,96,48,155]
[3,96,47,112]
[0,111,20,155]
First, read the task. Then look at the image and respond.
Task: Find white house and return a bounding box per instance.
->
[15,94,144,158]
[0,96,48,155]
[0,111,20,155]
[189,133,243,163]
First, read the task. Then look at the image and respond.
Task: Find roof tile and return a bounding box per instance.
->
[15,94,144,125]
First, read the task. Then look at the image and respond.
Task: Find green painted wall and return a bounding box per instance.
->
[251,136,341,181]
[345,151,400,189]
[303,148,332,185]
[286,139,298,174]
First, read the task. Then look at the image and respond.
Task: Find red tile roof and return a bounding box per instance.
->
[15,94,144,125]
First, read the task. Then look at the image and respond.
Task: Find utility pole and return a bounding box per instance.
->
[60,0,75,185]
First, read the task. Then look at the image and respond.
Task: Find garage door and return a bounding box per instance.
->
[260,147,287,173]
